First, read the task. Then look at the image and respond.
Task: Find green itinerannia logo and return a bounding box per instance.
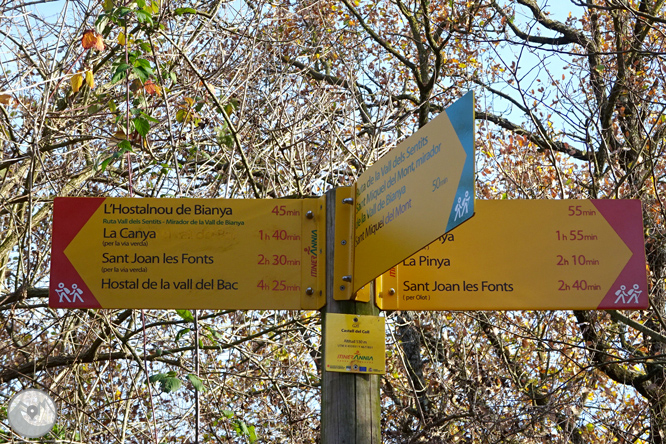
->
[353,351,374,361]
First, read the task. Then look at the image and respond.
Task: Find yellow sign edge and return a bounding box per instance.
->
[301,196,327,310]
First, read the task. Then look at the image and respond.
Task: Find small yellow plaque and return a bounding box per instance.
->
[324,313,385,374]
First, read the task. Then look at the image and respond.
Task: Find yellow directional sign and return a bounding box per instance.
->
[50,197,325,309]
[352,92,475,293]
[376,200,648,310]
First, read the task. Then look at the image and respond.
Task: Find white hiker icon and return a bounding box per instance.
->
[56,283,84,303]
[626,284,642,304]
[55,283,70,303]
[614,284,642,305]
[70,284,84,302]
[461,191,470,215]
[454,191,471,221]
[614,285,627,304]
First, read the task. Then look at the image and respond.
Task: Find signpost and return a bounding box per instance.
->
[47,92,651,444]
[375,200,649,310]
[321,190,381,444]
[50,197,325,309]
[351,92,475,293]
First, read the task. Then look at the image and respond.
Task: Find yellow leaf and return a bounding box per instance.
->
[117,32,126,46]
[176,109,187,123]
[0,94,12,106]
[85,70,95,89]
[71,73,84,93]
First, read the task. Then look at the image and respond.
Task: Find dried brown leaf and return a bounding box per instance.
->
[82,30,105,51]
[0,94,13,106]
[144,80,161,95]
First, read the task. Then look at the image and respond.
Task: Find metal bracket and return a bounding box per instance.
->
[374,267,399,310]
[333,186,355,300]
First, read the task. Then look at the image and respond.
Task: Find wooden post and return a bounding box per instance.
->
[321,188,381,444]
